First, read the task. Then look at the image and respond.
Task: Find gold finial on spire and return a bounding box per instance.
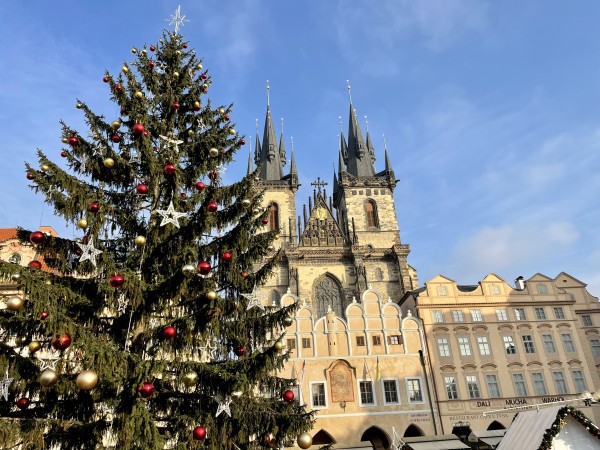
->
[339,116,343,133]
[281,118,284,135]
[364,115,369,132]
[255,118,258,134]
[291,136,294,152]
[346,80,352,103]
[383,134,387,151]
[266,80,270,106]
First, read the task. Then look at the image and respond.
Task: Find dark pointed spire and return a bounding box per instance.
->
[247,148,254,175]
[254,118,261,167]
[290,147,297,177]
[346,103,375,177]
[338,149,346,173]
[366,131,376,165]
[258,105,283,180]
[279,118,286,168]
[384,149,393,172]
[340,131,348,163]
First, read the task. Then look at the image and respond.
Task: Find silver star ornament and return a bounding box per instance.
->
[241,285,266,311]
[0,370,13,401]
[156,201,188,228]
[215,396,232,417]
[77,237,103,267]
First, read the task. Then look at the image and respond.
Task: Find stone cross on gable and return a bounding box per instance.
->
[311,177,328,194]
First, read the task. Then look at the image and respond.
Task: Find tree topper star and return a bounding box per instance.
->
[0,370,13,401]
[155,201,188,228]
[215,396,232,417]
[241,285,266,311]
[77,237,103,267]
[167,5,189,34]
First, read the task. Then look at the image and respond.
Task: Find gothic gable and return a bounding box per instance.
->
[300,193,345,247]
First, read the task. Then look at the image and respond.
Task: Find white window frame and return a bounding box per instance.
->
[590,339,600,356]
[537,284,549,294]
[582,315,593,327]
[552,371,568,395]
[571,370,587,393]
[542,334,556,353]
[522,335,536,354]
[485,374,501,398]
[503,335,516,355]
[561,333,575,353]
[496,309,508,321]
[477,336,491,356]
[553,307,565,320]
[406,377,425,404]
[437,337,451,357]
[452,310,465,323]
[357,379,376,407]
[310,381,328,409]
[466,375,481,399]
[471,309,483,322]
[458,336,472,356]
[432,310,444,323]
[437,286,448,296]
[445,375,459,400]
[512,373,528,396]
[531,372,547,396]
[534,307,547,320]
[381,378,400,405]
[515,308,527,321]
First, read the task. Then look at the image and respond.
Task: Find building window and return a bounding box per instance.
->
[537,284,549,294]
[512,373,528,396]
[406,378,424,403]
[485,374,501,398]
[572,370,587,393]
[268,203,279,231]
[359,380,375,406]
[552,372,568,394]
[561,334,575,353]
[496,309,508,321]
[591,339,600,356]
[372,335,382,346]
[311,383,326,408]
[466,375,481,399]
[302,338,311,349]
[532,372,547,396]
[356,336,365,347]
[582,315,593,327]
[522,335,536,354]
[437,286,448,296]
[387,335,400,345]
[542,334,556,353]
[437,338,451,357]
[8,253,21,264]
[458,337,471,356]
[553,307,565,320]
[365,200,378,228]
[534,307,547,320]
[471,309,483,322]
[490,285,501,295]
[452,310,465,323]
[503,336,516,354]
[432,310,444,323]
[382,379,399,404]
[286,338,296,350]
[445,376,459,400]
[477,336,491,356]
[515,308,527,321]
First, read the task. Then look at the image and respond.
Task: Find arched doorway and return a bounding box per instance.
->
[451,424,472,444]
[403,424,424,437]
[361,426,390,450]
[312,274,344,318]
[487,420,506,430]
[312,429,335,445]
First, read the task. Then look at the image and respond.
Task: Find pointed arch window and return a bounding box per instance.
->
[269,203,279,231]
[365,199,379,228]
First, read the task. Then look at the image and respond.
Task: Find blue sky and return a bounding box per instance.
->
[1,1,599,295]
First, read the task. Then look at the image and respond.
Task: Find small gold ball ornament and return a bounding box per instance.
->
[209,148,219,157]
[76,370,98,390]
[28,341,42,353]
[6,296,25,311]
[92,134,99,140]
[173,71,179,78]
[40,164,50,172]
[188,130,195,136]
[61,137,68,144]
[202,83,208,89]
[40,369,59,387]
[141,49,147,55]
[122,65,129,73]
[103,158,115,168]
[134,236,146,247]
[206,291,218,301]
[197,64,203,70]
[76,102,83,109]
[242,199,251,208]
[176,50,181,55]
[131,48,137,54]
[77,219,88,229]
[218,108,225,114]
[134,91,143,99]
[274,340,283,351]
[229,128,237,135]
[194,101,200,108]
[297,432,312,449]
[182,371,198,387]
[111,121,121,130]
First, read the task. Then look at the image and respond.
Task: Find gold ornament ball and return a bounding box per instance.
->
[242,199,251,208]
[176,50,181,55]
[229,128,237,135]
[141,49,147,55]
[182,371,198,387]
[206,290,218,301]
[41,164,50,172]
[77,219,88,229]
[202,83,208,89]
[122,65,129,73]
[274,234,281,240]
[274,340,283,351]
[194,101,200,108]
[28,341,42,353]
[173,71,180,78]
[61,137,68,144]
[76,370,98,390]
[209,148,219,157]
[134,236,146,247]
[40,369,59,387]
[134,91,143,99]
[297,432,312,449]
[111,121,121,130]
[218,108,225,114]
[103,158,115,168]
[197,63,203,70]
[6,296,24,311]
[76,102,83,109]
[93,134,99,140]
[45,280,52,285]
[182,264,196,276]
[188,130,195,136]
[131,48,137,54]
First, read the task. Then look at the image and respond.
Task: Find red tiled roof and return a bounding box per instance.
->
[0,228,18,242]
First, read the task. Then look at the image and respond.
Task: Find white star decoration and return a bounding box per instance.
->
[215,396,232,417]
[77,237,103,267]
[167,5,189,34]
[37,356,61,371]
[159,135,184,154]
[0,370,13,401]
[201,341,217,360]
[129,150,141,165]
[116,292,128,314]
[241,285,266,311]
[156,201,188,228]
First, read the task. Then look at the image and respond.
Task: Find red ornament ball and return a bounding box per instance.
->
[132,123,145,134]
[138,381,155,398]
[61,150,68,157]
[180,192,187,199]
[75,248,82,256]
[29,231,46,245]
[148,60,155,69]
[51,333,72,351]
[203,88,208,94]
[222,252,232,262]
[207,202,218,213]
[67,136,79,146]
[208,172,216,180]
[197,261,211,275]
[183,43,188,49]
[163,326,177,340]
[109,274,125,288]
[149,45,156,52]
[240,139,246,145]
[115,84,123,92]
[195,181,205,191]
[193,425,207,440]
[262,217,269,224]
[102,76,109,83]
[88,203,100,213]
[264,434,273,444]
[26,172,34,180]
[234,346,246,357]
[283,389,295,403]
[241,271,249,279]
[172,102,180,110]
[136,184,148,195]
[163,164,176,175]
[40,311,49,320]
[201,74,207,80]
[28,260,42,270]
[224,115,230,121]
[111,134,121,143]
[16,397,30,409]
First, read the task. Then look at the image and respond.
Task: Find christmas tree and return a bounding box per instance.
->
[0,8,314,450]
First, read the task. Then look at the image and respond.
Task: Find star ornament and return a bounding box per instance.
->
[201,341,217,361]
[241,285,266,311]
[215,396,232,418]
[167,5,189,34]
[77,237,103,267]
[155,201,188,228]
[0,371,13,401]
[37,356,61,371]
[159,135,184,154]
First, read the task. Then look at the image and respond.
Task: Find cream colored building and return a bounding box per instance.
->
[399,272,600,440]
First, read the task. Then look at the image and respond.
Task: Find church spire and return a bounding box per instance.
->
[247,147,254,175]
[257,81,284,180]
[279,117,287,169]
[289,138,297,177]
[346,102,375,177]
[253,118,261,167]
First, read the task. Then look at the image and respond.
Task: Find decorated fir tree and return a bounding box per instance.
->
[0,9,314,450]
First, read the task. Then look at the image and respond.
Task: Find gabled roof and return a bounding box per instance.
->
[554,272,587,287]
[481,273,507,283]
[528,273,554,282]
[0,228,18,242]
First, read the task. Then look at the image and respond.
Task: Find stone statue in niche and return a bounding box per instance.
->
[329,361,355,403]
[314,276,343,318]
